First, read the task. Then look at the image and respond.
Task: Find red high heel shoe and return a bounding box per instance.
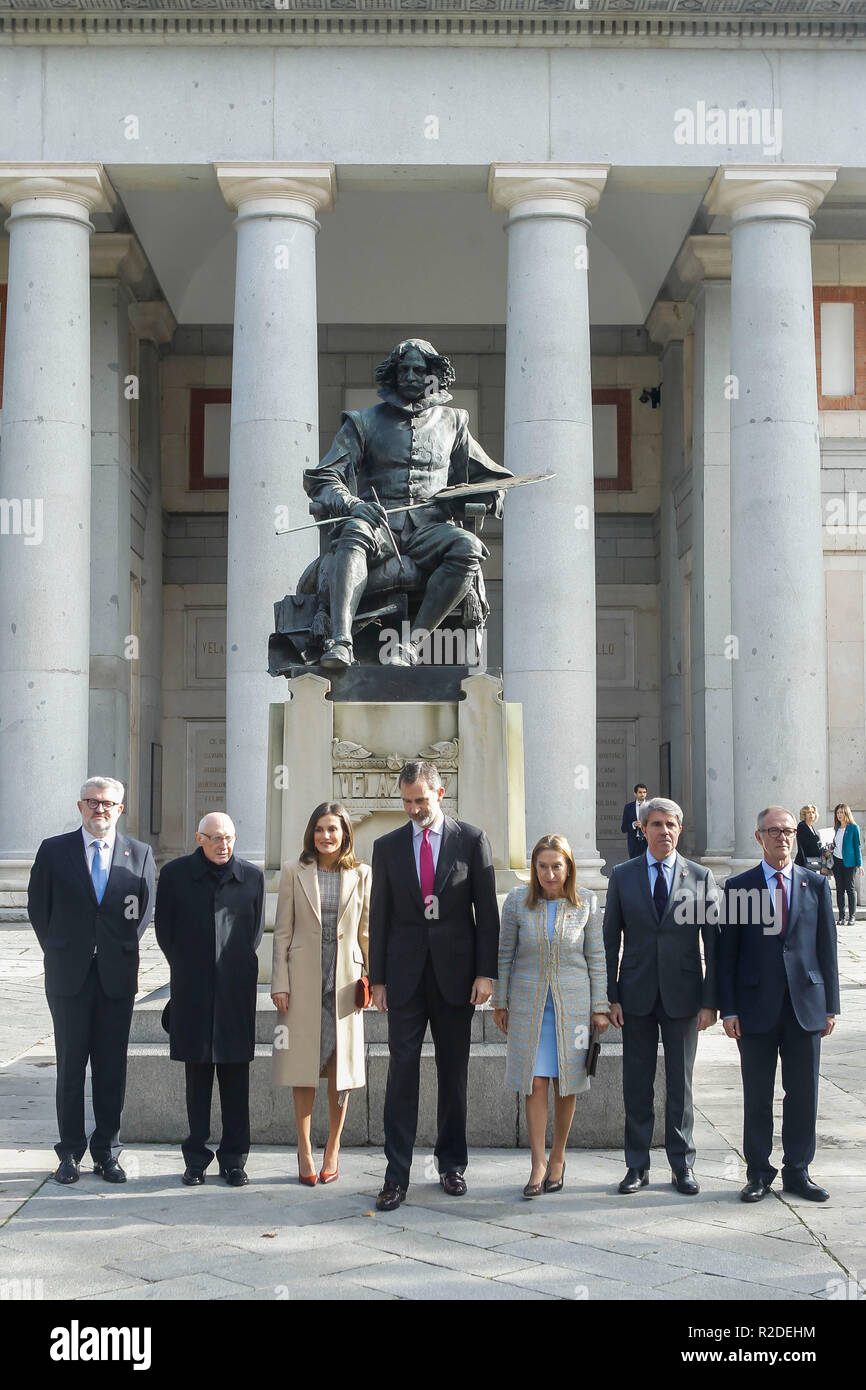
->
[319,1163,339,1185]
[297,1154,318,1187]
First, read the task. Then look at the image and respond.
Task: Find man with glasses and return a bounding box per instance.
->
[27,777,155,1185]
[155,812,264,1186]
[720,806,839,1203]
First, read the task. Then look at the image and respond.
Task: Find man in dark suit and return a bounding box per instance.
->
[720,805,839,1203]
[621,783,648,859]
[604,796,719,1195]
[370,760,500,1210]
[27,777,155,1185]
[155,811,264,1187]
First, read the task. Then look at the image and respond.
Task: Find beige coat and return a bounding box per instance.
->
[271,859,371,1091]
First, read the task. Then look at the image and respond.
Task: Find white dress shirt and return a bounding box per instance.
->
[761,857,792,909]
[411,811,444,884]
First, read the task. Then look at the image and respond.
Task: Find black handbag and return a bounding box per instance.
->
[586,1024,602,1077]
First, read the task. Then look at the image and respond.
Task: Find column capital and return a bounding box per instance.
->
[705,165,836,222]
[675,234,731,286]
[647,300,694,347]
[488,163,609,215]
[215,163,336,216]
[91,232,148,285]
[0,163,116,215]
[129,300,177,346]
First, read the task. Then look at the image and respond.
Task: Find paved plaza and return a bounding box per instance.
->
[1,921,864,1304]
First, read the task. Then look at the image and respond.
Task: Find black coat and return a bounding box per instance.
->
[795,820,823,867]
[28,830,155,998]
[369,816,500,1009]
[620,801,646,858]
[154,849,265,1063]
[602,852,720,1018]
[719,864,840,1033]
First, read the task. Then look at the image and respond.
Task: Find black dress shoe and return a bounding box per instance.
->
[741,1178,774,1202]
[440,1171,467,1196]
[672,1169,699,1196]
[219,1166,248,1187]
[376,1180,407,1211]
[182,1168,206,1186]
[782,1173,829,1202]
[93,1159,127,1184]
[618,1167,649,1194]
[54,1157,80,1185]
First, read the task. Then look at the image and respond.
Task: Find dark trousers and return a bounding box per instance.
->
[832,859,857,920]
[628,841,646,860]
[737,989,821,1183]
[47,959,134,1163]
[622,994,698,1172]
[383,956,474,1190]
[183,1061,250,1172]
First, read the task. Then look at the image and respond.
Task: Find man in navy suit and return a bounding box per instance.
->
[720,805,839,1203]
[620,784,648,859]
[369,760,500,1210]
[28,777,155,1185]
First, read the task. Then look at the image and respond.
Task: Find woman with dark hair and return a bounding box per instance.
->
[271,803,371,1185]
[493,834,610,1198]
[831,803,862,926]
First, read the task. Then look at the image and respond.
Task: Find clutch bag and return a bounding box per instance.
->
[355,974,372,1009]
[586,1024,602,1077]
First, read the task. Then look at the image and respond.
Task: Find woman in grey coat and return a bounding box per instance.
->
[493,834,610,1198]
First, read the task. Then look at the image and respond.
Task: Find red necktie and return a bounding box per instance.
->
[420,827,435,906]
[775,872,789,939]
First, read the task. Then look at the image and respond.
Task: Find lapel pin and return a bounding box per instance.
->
[124,850,130,857]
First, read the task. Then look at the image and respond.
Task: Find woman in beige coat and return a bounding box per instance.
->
[271,802,370,1186]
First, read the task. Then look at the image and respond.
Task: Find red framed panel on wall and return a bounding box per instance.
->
[814,287,866,411]
[0,283,7,410]
[592,387,632,491]
[189,387,231,490]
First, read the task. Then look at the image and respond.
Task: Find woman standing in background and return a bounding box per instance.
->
[831,803,862,926]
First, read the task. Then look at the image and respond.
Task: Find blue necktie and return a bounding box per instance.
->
[653,862,668,920]
[91,842,108,904]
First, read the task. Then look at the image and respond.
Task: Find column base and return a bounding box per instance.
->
[573,855,609,894]
[700,853,735,883]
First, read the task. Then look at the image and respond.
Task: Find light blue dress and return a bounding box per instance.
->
[533,899,560,1078]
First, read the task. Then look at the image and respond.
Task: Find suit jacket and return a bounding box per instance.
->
[840,823,862,869]
[28,829,155,999]
[620,802,646,858]
[155,849,265,1064]
[369,816,500,1009]
[719,863,840,1033]
[602,852,720,1018]
[271,859,370,1091]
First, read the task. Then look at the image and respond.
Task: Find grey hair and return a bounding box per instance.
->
[639,796,683,827]
[80,776,125,803]
[756,806,795,831]
[398,760,442,792]
[197,812,235,834]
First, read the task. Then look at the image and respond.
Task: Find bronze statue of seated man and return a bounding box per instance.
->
[302,338,512,669]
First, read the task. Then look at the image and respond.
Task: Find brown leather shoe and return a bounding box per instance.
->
[440,1171,467,1196]
[376,1180,406,1212]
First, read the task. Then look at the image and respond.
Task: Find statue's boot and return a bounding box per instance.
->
[321,545,368,669]
[392,563,475,665]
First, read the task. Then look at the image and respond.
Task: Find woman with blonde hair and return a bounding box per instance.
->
[271,802,370,1185]
[831,803,862,926]
[493,834,610,1198]
[795,804,824,870]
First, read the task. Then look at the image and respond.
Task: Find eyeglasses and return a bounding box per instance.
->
[200,833,235,844]
[760,826,796,839]
[83,799,121,811]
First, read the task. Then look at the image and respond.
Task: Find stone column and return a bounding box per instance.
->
[489,164,609,885]
[129,300,176,850]
[647,302,692,820]
[0,165,115,884]
[675,237,735,875]
[706,168,835,867]
[88,235,148,788]
[216,164,335,861]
